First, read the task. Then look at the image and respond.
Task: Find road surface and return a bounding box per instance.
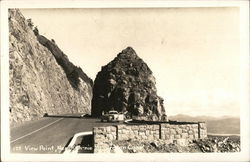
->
[10,114,120,154]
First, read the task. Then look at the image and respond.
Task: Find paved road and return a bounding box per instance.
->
[10,114,120,154]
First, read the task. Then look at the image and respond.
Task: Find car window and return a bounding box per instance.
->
[109,111,118,114]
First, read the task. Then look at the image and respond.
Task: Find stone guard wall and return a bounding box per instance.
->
[93,122,207,153]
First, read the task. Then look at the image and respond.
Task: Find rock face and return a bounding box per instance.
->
[9,9,93,125]
[91,47,166,118]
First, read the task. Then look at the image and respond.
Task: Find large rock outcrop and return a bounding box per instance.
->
[91,47,166,118]
[9,9,93,125]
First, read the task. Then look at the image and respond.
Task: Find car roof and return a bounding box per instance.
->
[109,110,118,112]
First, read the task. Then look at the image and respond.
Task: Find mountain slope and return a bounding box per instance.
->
[169,114,240,134]
[9,9,93,125]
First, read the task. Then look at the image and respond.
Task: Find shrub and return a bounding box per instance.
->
[27,18,34,29]
[33,26,39,36]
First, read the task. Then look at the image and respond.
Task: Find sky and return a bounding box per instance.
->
[20,8,240,117]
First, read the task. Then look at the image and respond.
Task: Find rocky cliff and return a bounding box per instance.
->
[91,47,166,119]
[9,9,93,125]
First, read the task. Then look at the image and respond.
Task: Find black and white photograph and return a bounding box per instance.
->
[1,0,249,161]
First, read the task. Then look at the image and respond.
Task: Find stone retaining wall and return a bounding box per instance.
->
[93,122,207,153]
[117,124,160,141]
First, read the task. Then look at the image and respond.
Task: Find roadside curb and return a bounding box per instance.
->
[63,131,92,154]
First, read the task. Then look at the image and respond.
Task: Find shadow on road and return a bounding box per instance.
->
[44,114,94,119]
[95,120,124,124]
[79,135,94,153]
[44,115,82,118]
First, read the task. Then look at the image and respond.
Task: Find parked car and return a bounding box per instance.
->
[43,113,49,117]
[101,110,125,122]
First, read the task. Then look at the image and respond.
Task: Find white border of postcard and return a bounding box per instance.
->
[1,0,249,161]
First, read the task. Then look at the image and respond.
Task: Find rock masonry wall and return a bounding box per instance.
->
[93,122,207,153]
